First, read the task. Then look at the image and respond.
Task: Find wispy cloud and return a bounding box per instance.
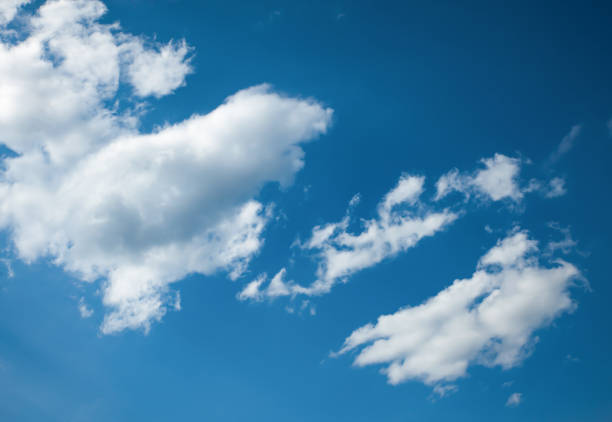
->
[544,177,567,198]
[241,175,457,299]
[1,258,14,278]
[548,125,582,164]
[565,354,581,363]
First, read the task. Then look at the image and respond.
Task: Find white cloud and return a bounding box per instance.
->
[335,230,581,389]
[434,168,465,200]
[520,176,567,199]
[472,155,523,201]
[432,384,457,398]
[1,258,14,278]
[78,297,93,318]
[506,392,522,407]
[0,0,194,163]
[381,174,424,210]
[549,125,581,163]
[0,0,332,333]
[522,178,542,194]
[238,268,296,301]
[546,223,577,254]
[242,150,570,306]
[435,153,567,202]
[124,39,193,98]
[0,0,30,25]
[299,175,457,295]
[479,230,537,267]
[348,193,361,208]
[173,292,181,311]
[237,273,267,302]
[544,177,567,198]
[266,268,293,298]
[435,154,523,202]
[240,175,456,301]
[245,175,457,299]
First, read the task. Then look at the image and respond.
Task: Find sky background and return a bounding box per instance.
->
[1,0,612,421]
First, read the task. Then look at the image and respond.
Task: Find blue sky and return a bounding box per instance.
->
[0,0,611,420]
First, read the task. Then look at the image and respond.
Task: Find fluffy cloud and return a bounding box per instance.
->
[0,0,332,333]
[242,175,457,299]
[125,39,193,98]
[335,230,581,389]
[435,154,523,201]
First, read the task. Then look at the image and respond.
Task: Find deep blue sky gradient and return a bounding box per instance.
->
[1,1,612,420]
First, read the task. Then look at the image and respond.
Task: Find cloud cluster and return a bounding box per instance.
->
[0,0,332,333]
[335,230,581,389]
[241,151,569,303]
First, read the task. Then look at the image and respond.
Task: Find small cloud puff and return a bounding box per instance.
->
[506,392,523,407]
[78,297,94,318]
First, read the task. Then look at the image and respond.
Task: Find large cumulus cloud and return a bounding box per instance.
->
[0,0,332,333]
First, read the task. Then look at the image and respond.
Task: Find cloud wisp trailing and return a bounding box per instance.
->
[239,174,458,300]
[548,125,582,164]
[297,175,457,295]
[0,0,332,333]
[333,230,582,392]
